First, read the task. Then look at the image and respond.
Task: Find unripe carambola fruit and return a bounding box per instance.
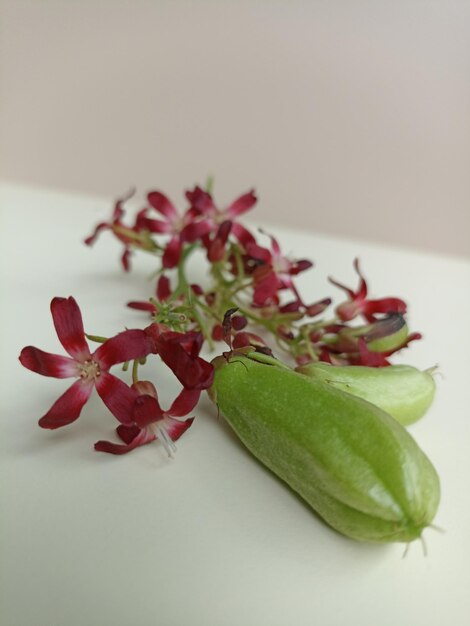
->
[209,353,440,543]
[296,362,436,426]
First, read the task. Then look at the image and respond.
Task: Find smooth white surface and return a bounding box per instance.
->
[1,182,470,626]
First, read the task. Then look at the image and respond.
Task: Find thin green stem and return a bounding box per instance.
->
[132,359,140,384]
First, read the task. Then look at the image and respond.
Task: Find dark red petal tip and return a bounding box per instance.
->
[50,297,91,361]
[19,347,78,378]
[38,379,93,429]
[147,191,177,219]
[164,416,194,441]
[95,425,156,454]
[168,388,201,417]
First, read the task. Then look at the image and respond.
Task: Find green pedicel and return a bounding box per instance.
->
[209,353,440,543]
[296,363,436,426]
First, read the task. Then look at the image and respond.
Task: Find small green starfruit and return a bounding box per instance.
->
[295,362,436,426]
[209,352,440,543]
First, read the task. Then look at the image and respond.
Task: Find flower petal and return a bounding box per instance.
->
[231,222,256,247]
[185,186,216,215]
[84,222,109,246]
[94,329,153,370]
[147,191,178,220]
[19,347,79,378]
[363,297,407,322]
[245,242,272,264]
[132,394,164,428]
[278,300,302,313]
[116,424,142,444]
[335,301,362,322]
[290,259,313,275]
[226,190,257,217]
[50,297,91,361]
[168,388,201,417]
[143,322,168,353]
[121,247,132,272]
[156,330,204,358]
[180,219,213,242]
[138,216,173,234]
[38,379,93,429]
[132,380,158,398]
[256,230,282,259]
[353,258,368,300]
[113,188,136,220]
[328,276,356,299]
[95,372,137,424]
[156,332,214,390]
[207,220,232,262]
[163,415,194,441]
[252,268,279,306]
[94,426,156,455]
[162,236,182,269]
[305,297,332,317]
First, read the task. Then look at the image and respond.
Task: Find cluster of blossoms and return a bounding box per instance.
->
[20,182,420,456]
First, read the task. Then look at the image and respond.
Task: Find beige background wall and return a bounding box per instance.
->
[1,0,469,257]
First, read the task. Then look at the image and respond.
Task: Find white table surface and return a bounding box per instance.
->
[1,182,470,626]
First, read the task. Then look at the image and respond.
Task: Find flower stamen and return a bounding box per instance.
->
[152,422,177,457]
[79,359,101,381]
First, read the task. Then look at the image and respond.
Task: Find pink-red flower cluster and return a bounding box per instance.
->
[21,182,421,457]
[20,297,213,455]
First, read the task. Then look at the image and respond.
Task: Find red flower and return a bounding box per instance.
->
[245,233,312,306]
[329,259,407,323]
[185,186,257,248]
[137,191,212,268]
[84,189,145,271]
[94,380,198,456]
[19,297,153,429]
